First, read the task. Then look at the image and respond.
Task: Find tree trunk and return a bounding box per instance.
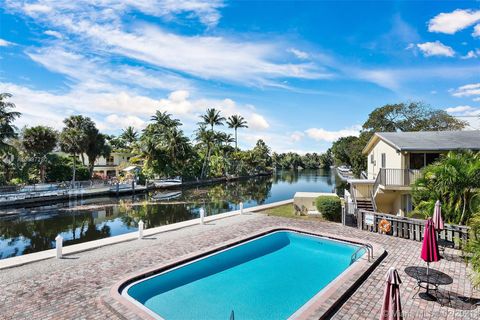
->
[201,144,210,179]
[460,191,468,225]
[72,154,76,184]
[88,159,95,180]
[40,163,46,183]
[235,129,238,150]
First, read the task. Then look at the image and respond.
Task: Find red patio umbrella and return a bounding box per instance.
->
[379,267,403,320]
[432,200,444,231]
[420,218,440,299]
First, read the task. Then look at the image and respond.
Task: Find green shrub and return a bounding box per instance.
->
[316,195,341,222]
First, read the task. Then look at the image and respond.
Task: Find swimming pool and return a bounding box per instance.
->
[123,230,365,320]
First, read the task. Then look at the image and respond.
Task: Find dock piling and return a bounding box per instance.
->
[55,235,63,259]
[138,220,144,239]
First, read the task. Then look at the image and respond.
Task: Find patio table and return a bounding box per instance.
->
[404,266,453,303]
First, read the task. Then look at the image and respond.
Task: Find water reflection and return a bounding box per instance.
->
[0,169,342,259]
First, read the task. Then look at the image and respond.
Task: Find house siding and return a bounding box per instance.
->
[367,140,404,179]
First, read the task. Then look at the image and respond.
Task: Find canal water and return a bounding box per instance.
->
[0,169,345,259]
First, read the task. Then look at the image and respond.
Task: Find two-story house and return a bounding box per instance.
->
[348,130,480,216]
[92,152,134,178]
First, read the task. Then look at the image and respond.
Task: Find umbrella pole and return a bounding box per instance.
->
[426,262,430,293]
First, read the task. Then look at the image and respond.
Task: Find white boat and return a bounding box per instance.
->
[153,178,182,188]
[151,191,182,201]
[337,165,351,173]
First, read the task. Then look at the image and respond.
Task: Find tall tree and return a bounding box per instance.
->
[59,127,85,183]
[362,102,466,133]
[0,93,21,154]
[22,126,58,182]
[227,115,248,150]
[86,133,111,178]
[120,126,138,149]
[60,115,107,180]
[195,125,215,178]
[199,108,225,132]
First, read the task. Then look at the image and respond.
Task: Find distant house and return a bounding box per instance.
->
[348,130,480,216]
[92,152,134,178]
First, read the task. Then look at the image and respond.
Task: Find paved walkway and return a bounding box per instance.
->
[0,213,478,319]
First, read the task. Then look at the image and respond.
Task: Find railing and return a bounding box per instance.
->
[369,189,377,212]
[357,210,470,249]
[378,168,422,187]
[350,243,373,264]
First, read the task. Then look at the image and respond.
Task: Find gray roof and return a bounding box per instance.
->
[376,131,480,151]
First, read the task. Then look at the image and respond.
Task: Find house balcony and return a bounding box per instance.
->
[373,168,422,194]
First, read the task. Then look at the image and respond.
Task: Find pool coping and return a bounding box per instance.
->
[106,226,386,320]
[0,199,293,270]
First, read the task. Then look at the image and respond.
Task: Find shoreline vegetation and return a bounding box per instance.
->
[0,94,334,188]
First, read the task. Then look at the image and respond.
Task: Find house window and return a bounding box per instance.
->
[409,153,424,170]
[381,153,386,168]
[426,153,440,166]
[370,154,374,164]
[106,156,115,166]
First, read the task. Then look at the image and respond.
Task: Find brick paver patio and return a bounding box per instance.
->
[0,213,478,319]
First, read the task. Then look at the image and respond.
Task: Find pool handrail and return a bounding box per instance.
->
[350,243,373,264]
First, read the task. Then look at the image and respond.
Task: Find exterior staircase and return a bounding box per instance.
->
[356,198,375,212]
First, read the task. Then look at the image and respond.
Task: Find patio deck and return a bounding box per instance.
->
[0,213,478,319]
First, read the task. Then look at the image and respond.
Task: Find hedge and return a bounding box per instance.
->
[316,195,341,222]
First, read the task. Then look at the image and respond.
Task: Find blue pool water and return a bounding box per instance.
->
[125,231,362,320]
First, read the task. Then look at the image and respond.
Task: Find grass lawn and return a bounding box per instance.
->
[260,204,324,220]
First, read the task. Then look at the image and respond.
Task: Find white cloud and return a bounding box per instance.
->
[461,50,477,59]
[445,105,480,130]
[416,41,455,57]
[305,126,361,142]
[5,0,326,87]
[451,83,480,98]
[27,45,190,91]
[0,38,13,46]
[248,114,270,130]
[23,3,52,14]
[445,105,477,114]
[474,24,480,37]
[353,69,400,90]
[0,81,271,137]
[288,48,309,59]
[103,114,146,131]
[290,131,304,142]
[428,9,480,34]
[44,30,63,39]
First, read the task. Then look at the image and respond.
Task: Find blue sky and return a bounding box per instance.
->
[0,1,479,153]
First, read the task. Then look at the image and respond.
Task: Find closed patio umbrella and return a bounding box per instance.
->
[379,267,403,320]
[420,218,440,300]
[432,200,444,231]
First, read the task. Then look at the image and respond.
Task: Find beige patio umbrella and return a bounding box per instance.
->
[379,267,403,320]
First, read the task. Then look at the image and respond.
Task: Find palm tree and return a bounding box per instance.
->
[86,133,111,178]
[199,108,225,132]
[59,127,85,183]
[22,126,58,182]
[120,126,138,148]
[0,93,21,154]
[195,125,215,178]
[413,151,480,224]
[164,127,190,173]
[227,115,248,150]
[151,111,181,128]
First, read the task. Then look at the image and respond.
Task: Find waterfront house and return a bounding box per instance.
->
[92,152,134,178]
[348,130,480,216]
